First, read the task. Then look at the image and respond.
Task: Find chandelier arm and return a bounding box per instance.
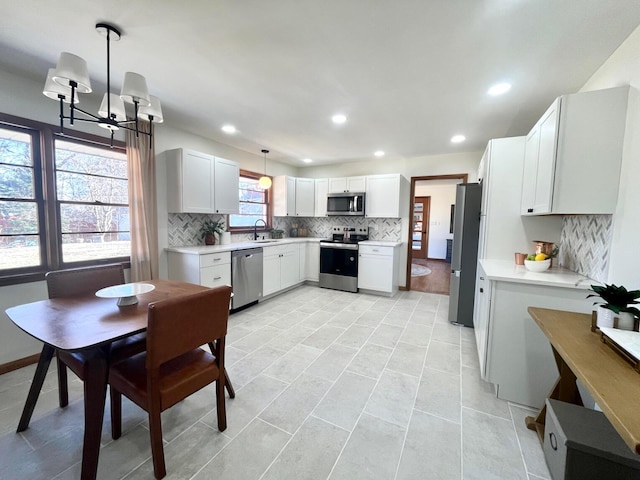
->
[70,106,103,121]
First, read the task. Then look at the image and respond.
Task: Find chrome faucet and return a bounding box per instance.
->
[253,219,267,240]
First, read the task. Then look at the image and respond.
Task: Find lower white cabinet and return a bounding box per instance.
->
[167,251,231,289]
[357,244,400,295]
[299,242,319,281]
[481,279,593,408]
[262,243,301,296]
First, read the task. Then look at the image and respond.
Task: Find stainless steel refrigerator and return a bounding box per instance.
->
[448,183,482,327]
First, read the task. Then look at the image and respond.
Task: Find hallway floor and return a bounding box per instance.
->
[410,258,451,295]
[0,286,550,479]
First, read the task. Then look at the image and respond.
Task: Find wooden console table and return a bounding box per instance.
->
[526,307,640,454]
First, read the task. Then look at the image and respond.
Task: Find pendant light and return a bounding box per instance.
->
[258,149,272,189]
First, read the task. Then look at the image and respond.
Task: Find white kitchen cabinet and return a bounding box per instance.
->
[521,86,628,215]
[357,244,400,295]
[295,178,315,216]
[365,174,408,218]
[472,264,492,378]
[273,176,315,217]
[213,157,240,214]
[304,242,320,281]
[314,178,328,217]
[167,251,231,289]
[262,243,301,297]
[166,148,239,214]
[328,176,366,193]
[477,270,593,408]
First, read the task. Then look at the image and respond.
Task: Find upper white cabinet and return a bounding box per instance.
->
[328,176,366,193]
[295,178,315,216]
[314,178,328,217]
[166,148,239,214]
[520,86,628,215]
[365,174,409,218]
[273,176,315,217]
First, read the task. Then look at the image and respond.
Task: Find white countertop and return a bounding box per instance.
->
[358,240,403,247]
[480,259,597,290]
[166,237,324,254]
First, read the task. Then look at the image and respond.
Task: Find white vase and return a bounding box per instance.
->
[596,306,615,329]
[616,311,635,331]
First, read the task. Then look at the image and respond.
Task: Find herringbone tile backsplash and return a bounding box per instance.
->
[168,213,402,247]
[559,215,612,283]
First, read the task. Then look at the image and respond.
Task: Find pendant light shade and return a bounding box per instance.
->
[120,72,151,106]
[43,68,79,103]
[258,149,272,189]
[98,93,127,127]
[138,95,164,123]
[52,52,92,93]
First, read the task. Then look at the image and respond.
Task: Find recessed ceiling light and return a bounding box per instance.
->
[487,82,512,96]
[332,114,347,124]
[221,124,236,134]
[302,158,313,163]
[374,150,385,157]
[451,135,466,143]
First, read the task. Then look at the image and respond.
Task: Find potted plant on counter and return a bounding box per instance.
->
[588,284,640,330]
[200,219,225,245]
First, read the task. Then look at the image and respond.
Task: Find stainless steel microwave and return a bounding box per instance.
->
[326,192,366,216]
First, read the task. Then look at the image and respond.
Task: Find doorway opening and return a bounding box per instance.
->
[406,174,468,294]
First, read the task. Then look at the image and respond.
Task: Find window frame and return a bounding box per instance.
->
[227,169,272,234]
[0,112,130,287]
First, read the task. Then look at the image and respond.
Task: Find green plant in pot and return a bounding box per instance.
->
[200,219,225,245]
[587,284,640,330]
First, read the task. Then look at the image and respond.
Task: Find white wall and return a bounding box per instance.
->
[414,183,458,259]
[579,24,640,288]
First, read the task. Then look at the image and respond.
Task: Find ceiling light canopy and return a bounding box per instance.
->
[42,23,162,145]
[451,135,466,143]
[221,124,236,134]
[302,158,313,163]
[374,150,385,157]
[258,149,272,189]
[487,82,512,96]
[332,114,347,124]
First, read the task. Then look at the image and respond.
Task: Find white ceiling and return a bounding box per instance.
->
[2,1,640,166]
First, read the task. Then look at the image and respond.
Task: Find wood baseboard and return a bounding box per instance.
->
[0,353,40,375]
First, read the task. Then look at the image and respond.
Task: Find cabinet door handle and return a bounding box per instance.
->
[527,208,533,213]
[479,276,484,280]
[549,432,558,451]
[479,288,484,293]
[213,258,221,262]
[213,276,222,280]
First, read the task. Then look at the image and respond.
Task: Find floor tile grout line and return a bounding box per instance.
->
[324,294,424,479]
[508,402,537,479]
[392,296,438,480]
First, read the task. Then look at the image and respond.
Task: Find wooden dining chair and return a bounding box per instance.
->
[108,285,232,479]
[45,263,147,407]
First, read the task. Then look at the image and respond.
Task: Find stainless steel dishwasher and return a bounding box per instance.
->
[231,247,263,311]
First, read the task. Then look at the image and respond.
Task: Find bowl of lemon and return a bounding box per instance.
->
[524,253,551,272]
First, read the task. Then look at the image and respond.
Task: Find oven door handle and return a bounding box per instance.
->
[320,243,359,250]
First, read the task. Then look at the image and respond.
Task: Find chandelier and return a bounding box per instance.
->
[258,149,272,189]
[42,23,163,144]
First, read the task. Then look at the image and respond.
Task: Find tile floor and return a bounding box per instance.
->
[0,285,551,479]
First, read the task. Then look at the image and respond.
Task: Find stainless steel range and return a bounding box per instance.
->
[319,226,368,293]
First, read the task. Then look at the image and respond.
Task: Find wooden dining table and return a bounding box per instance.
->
[6,279,211,480]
